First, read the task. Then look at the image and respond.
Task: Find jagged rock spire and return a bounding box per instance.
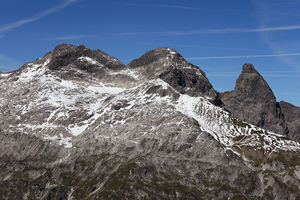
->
[222,63,288,135]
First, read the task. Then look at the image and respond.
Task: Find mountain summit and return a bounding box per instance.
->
[0,44,300,199]
[222,63,288,136]
[129,47,218,100]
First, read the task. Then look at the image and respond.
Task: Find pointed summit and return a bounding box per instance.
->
[128,47,183,68]
[129,47,218,100]
[233,63,274,100]
[241,63,257,73]
[48,43,125,71]
[222,63,288,135]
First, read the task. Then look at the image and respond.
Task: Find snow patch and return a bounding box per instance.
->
[109,69,139,80]
[78,56,101,65]
[87,84,125,94]
[150,78,170,89]
[17,59,50,82]
[0,73,11,78]
[173,93,300,152]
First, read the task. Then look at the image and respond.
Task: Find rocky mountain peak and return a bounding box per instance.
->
[1,45,300,199]
[234,63,273,99]
[129,47,217,100]
[128,47,182,68]
[222,64,288,135]
[49,44,89,70]
[241,63,257,73]
[48,43,125,72]
[39,43,128,83]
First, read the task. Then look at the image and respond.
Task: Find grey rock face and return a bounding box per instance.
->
[49,43,125,71]
[222,64,288,135]
[129,47,217,100]
[1,45,300,199]
[280,101,300,141]
[47,43,130,85]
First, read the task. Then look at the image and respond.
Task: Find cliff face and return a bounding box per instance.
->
[280,101,300,141]
[0,44,300,199]
[221,64,288,136]
[128,47,218,100]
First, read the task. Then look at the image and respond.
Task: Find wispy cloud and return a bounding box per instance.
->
[123,3,203,10]
[122,3,238,12]
[252,1,300,71]
[0,53,21,72]
[169,44,272,52]
[206,70,300,78]
[0,0,79,35]
[187,52,300,60]
[208,74,300,78]
[46,34,94,41]
[115,25,300,36]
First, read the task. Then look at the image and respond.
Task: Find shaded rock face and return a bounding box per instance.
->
[222,64,288,135]
[48,44,126,81]
[1,44,300,199]
[129,47,217,100]
[41,44,140,88]
[280,101,300,141]
[49,44,125,71]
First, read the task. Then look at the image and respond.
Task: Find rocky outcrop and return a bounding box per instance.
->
[221,64,288,135]
[129,47,218,100]
[49,43,125,71]
[46,44,127,83]
[280,101,300,141]
[1,45,300,199]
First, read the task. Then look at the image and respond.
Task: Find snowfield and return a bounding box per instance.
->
[1,55,300,157]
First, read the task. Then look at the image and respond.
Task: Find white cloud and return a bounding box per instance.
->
[187,53,300,60]
[123,3,203,10]
[207,73,300,78]
[122,3,238,12]
[251,0,300,71]
[115,25,300,36]
[206,70,300,78]
[0,53,21,72]
[169,44,271,52]
[0,0,79,34]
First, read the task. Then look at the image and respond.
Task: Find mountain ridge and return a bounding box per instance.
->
[1,43,300,199]
[3,43,297,140]
[222,63,289,137]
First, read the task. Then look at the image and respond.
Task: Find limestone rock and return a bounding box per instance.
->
[280,101,300,141]
[0,45,300,199]
[129,47,217,100]
[222,63,288,135]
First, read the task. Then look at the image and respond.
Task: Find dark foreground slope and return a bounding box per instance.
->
[0,44,300,200]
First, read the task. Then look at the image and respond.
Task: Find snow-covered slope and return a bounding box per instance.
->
[1,46,298,154]
[1,44,300,199]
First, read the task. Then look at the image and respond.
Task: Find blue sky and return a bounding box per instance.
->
[0,0,300,106]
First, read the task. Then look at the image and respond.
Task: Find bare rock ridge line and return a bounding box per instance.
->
[128,47,218,100]
[13,43,299,140]
[49,43,125,71]
[1,43,300,199]
[221,63,289,137]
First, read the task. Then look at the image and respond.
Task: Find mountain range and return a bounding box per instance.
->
[0,44,300,199]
